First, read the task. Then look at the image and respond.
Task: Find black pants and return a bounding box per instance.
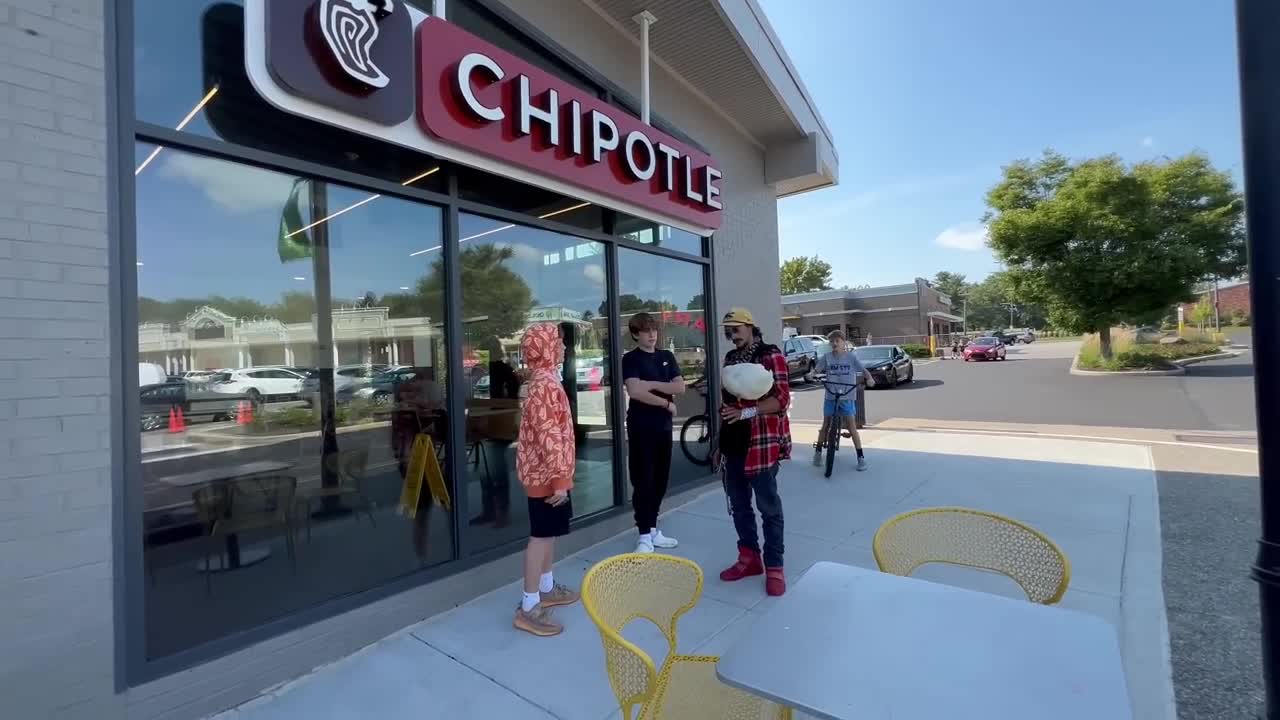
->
[628,425,673,534]
[723,457,784,567]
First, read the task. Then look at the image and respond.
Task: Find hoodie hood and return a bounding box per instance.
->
[520,323,563,372]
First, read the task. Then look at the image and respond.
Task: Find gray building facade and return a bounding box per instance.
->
[0,0,836,718]
[782,279,962,345]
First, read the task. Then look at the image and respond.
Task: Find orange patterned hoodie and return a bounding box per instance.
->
[516,323,575,497]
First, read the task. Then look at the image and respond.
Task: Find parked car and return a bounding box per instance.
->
[139,382,247,431]
[1015,328,1036,344]
[181,369,223,385]
[854,345,914,388]
[576,356,608,391]
[987,329,1016,345]
[209,367,307,405]
[963,336,1007,361]
[782,336,820,383]
[354,366,417,405]
[301,364,388,405]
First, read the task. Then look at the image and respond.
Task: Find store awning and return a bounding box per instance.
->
[927,311,964,323]
[581,0,838,197]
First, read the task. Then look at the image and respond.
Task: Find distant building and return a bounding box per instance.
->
[1181,278,1251,323]
[782,279,963,344]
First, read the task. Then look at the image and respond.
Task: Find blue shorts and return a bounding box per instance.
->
[823,397,855,417]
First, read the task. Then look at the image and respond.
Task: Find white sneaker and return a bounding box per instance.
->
[812,448,822,467]
[636,535,655,553]
[856,457,868,472]
[652,529,679,549]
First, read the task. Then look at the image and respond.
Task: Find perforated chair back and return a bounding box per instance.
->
[581,553,703,716]
[873,507,1071,604]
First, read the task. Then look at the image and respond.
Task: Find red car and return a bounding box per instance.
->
[964,336,1007,361]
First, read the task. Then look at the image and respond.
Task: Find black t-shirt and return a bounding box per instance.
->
[623,348,680,432]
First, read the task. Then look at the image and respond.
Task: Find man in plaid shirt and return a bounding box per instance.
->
[715,308,793,596]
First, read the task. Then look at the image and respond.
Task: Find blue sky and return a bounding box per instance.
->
[756,0,1243,288]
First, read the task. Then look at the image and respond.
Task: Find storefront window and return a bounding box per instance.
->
[135,143,452,660]
[616,249,711,485]
[615,213,706,256]
[457,212,614,554]
[133,0,447,193]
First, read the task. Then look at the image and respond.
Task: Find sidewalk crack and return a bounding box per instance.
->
[407,633,563,719]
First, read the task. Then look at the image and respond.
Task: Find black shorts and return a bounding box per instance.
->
[527,494,572,538]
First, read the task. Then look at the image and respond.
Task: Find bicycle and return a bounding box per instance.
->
[679,377,712,466]
[819,380,859,478]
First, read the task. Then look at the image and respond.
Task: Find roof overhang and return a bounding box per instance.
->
[579,0,839,198]
[927,311,964,323]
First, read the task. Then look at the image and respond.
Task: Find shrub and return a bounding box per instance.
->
[1078,329,1219,371]
[902,343,932,359]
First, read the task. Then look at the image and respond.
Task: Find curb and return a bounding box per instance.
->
[1068,348,1238,377]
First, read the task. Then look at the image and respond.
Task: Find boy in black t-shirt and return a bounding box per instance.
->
[622,312,685,553]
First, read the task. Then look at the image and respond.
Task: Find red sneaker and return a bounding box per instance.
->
[765,567,786,596]
[719,546,764,582]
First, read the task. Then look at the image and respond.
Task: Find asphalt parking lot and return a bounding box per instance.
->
[789,338,1258,433]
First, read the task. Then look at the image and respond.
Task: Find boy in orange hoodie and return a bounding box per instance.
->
[513,323,579,636]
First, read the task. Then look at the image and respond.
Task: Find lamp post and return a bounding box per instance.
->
[1234,2,1280,716]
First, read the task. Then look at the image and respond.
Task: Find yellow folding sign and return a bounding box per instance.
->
[398,434,451,518]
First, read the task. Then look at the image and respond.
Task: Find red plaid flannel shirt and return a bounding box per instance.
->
[725,345,792,475]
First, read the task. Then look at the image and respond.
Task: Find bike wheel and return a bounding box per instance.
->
[680,414,712,466]
[824,414,840,478]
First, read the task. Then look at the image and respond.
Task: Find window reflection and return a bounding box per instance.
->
[617,249,711,485]
[136,144,451,660]
[615,213,705,256]
[133,0,447,192]
[458,212,614,553]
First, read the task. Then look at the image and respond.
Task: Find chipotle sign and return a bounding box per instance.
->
[260,5,722,230]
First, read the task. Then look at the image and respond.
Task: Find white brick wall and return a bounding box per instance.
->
[0,1,118,719]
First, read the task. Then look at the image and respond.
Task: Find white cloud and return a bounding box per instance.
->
[1141,136,1156,148]
[160,152,296,213]
[934,223,989,251]
[583,264,606,286]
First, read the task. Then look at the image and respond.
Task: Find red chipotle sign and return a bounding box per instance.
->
[261,6,722,230]
[415,19,722,229]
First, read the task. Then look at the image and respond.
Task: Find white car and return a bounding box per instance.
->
[210,367,307,405]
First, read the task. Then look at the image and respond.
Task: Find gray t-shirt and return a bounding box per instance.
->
[817,350,864,399]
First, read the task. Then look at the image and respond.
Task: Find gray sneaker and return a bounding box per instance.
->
[514,603,563,637]
[856,457,868,472]
[812,447,823,466]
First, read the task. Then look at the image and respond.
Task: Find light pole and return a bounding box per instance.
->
[1234,2,1280,716]
[1002,302,1017,329]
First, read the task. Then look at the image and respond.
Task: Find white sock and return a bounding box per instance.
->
[539,572,554,594]
[639,532,653,544]
[522,591,540,612]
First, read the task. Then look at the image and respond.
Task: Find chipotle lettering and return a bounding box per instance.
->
[416,18,722,229]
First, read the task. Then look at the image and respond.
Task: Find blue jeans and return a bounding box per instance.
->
[723,457,784,567]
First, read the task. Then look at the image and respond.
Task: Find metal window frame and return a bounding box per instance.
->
[114,0,718,687]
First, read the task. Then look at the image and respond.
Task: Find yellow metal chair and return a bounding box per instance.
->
[582,553,792,720]
[872,506,1071,605]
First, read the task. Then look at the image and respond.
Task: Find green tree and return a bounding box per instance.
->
[779,256,833,295]
[985,150,1244,357]
[421,244,533,344]
[931,271,968,315]
[1190,296,1214,331]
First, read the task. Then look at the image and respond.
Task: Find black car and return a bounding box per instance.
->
[782,336,820,383]
[139,382,247,431]
[854,345,915,388]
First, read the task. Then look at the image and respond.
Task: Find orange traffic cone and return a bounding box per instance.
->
[236,401,254,425]
[167,407,183,433]
[175,407,186,431]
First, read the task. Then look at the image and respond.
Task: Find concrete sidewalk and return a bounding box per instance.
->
[216,428,1172,720]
